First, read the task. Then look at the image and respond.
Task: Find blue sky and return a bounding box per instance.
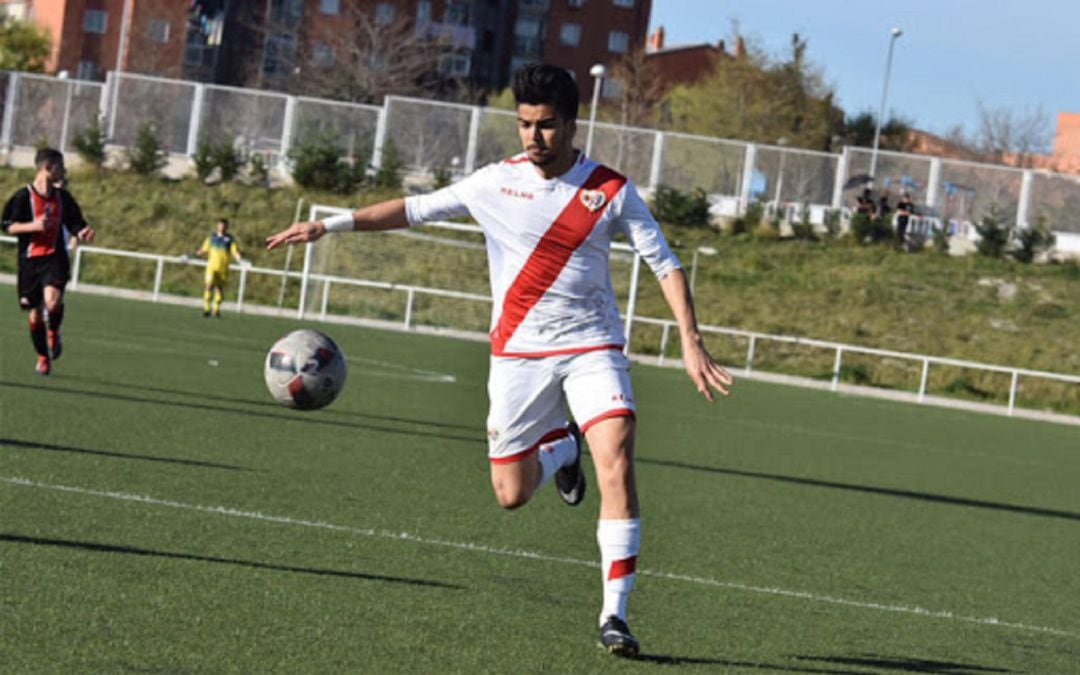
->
[648,0,1080,139]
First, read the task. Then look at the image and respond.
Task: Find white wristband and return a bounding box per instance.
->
[322,213,355,233]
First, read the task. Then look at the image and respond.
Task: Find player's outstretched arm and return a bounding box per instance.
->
[658,268,734,402]
[266,198,409,250]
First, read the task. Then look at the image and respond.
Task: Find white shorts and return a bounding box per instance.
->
[486,348,636,463]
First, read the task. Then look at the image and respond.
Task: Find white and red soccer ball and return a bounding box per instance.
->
[264,329,346,410]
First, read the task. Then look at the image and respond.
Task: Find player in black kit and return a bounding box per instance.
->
[1,148,95,374]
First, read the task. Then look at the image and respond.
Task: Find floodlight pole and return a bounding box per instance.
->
[869,27,902,181]
[585,63,605,157]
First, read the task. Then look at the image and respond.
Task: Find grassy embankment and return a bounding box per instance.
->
[1,166,1077,414]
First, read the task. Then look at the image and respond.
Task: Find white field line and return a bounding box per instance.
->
[2,476,1075,640]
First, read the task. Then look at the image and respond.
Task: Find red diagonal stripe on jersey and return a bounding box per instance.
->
[607,555,637,581]
[490,166,626,355]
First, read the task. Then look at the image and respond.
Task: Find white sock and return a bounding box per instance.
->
[536,429,578,488]
[597,518,641,626]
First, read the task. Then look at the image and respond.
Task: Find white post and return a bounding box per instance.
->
[1016,169,1034,229]
[372,97,390,170]
[236,264,248,312]
[186,83,205,157]
[152,257,164,301]
[831,146,848,209]
[870,28,903,180]
[107,71,121,140]
[279,95,297,173]
[925,157,942,209]
[918,358,930,403]
[59,81,75,151]
[464,105,482,175]
[648,131,665,192]
[658,322,670,366]
[1,72,19,151]
[1007,371,1019,415]
[70,247,83,289]
[831,347,844,391]
[297,241,313,319]
[622,253,642,355]
[739,143,757,215]
[320,278,330,320]
[745,335,756,375]
[585,64,605,158]
[404,288,415,329]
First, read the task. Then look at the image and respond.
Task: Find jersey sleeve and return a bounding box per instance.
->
[198,237,210,254]
[403,167,486,226]
[59,190,89,234]
[1,188,29,233]
[229,239,240,256]
[614,181,682,279]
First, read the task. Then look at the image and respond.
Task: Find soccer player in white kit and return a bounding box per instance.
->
[266,64,733,657]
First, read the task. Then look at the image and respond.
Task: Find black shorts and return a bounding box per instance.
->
[18,255,69,310]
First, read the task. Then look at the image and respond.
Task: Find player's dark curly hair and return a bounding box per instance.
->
[512,64,579,122]
[35,147,64,169]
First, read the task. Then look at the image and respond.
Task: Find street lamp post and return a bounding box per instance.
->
[689,246,718,295]
[869,27,903,181]
[585,63,605,157]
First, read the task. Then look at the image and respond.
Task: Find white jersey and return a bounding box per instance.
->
[404,152,681,357]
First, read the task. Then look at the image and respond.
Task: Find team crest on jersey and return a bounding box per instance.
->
[579,189,607,212]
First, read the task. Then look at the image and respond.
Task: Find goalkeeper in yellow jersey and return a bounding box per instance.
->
[195,218,245,317]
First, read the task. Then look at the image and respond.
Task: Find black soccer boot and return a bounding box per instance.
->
[554,422,586,506]
[599,615,640,658]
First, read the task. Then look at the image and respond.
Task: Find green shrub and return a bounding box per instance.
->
[791,203,816,241]
[652,185,710,227]
[248,152,271,186]
[974,204,1011,259]
[850,211,892,245]
[193,137,216,181]
[1011,216,1055,263]
[730,201,763,236]
[214,141,244,182]
[72,115,107,168]
[433,166,452,189]
[823,208,841,239]
[932,220,950,254]
[374,140,403,190]
[289,133,347,191]
[126,121,166,176]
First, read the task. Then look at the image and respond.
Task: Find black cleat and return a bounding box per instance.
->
[599,616,639,658]
[554,422,586,506]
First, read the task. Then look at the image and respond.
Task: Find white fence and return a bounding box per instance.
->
[3,230,1077,424]
[4,69,1080,241]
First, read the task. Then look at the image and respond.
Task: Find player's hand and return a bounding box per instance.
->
[77,226,95,243]
[26,214,47,232]
[266,221,326,250]
[682,334,734,402]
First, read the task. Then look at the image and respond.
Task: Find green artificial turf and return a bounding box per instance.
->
[1,294,1078,673]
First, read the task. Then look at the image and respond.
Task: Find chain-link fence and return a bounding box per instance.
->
[3,69,1080,241]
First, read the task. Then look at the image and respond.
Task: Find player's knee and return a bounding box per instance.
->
[491,479,532,510]
[43,298,61,314]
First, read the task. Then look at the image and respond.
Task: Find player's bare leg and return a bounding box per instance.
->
[43,285,64,360]
[489,425,583,509]
[27,305,50,375]
[587,416,641,657]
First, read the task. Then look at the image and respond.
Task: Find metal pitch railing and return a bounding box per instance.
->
[1,234,1076,421]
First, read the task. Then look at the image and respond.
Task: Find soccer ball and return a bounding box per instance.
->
[264,329,347,410]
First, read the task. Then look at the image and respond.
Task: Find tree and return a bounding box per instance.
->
[0,16,51,72]
[975,101,1051,167]
[664,31,842,151]
[843,111,913,151]
[293,8,443,104]
[608,48,666,128]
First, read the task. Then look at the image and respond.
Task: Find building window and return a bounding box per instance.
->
[417,0,432,24]
[312,41,334,67]
[559,23,581,46]
[567,0,585,6]
[513,17,543,56]
[147,19,170,44]
[519,0,551,10]
[320,0,340,14]
[270,0,303,24]
[445,1,471,25]
[613,0,634,6]
[375,3,395,25]
[76,61,99,81]
[264,33,297,75]
[83,9,107,34]
[439,53,471,77]
[608,30,628,53]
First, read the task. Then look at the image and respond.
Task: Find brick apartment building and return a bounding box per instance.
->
[2,0,189,80]
[6,0,652,104]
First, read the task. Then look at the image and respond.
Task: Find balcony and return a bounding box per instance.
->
[415,22,477,51]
